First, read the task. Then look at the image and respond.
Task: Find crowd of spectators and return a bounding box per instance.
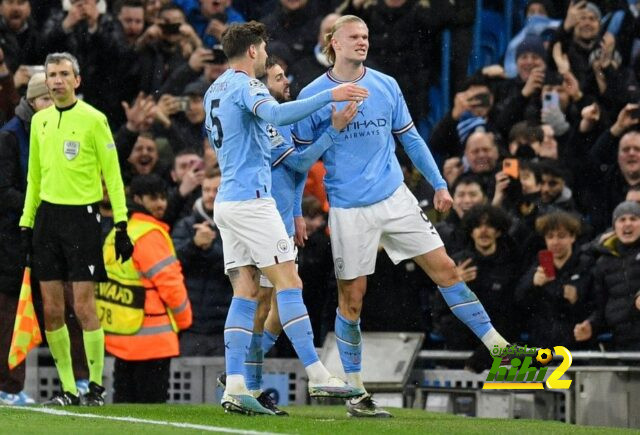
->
[2,0,640,392]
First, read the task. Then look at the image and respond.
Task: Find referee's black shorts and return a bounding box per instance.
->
[32,201,107,282]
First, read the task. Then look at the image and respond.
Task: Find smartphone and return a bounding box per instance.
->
[177,96,190,112]
[538,250,556,279]
[502,158,519,179]
[542,91,559,111]
[160,22,181,35]
[469,92,491,108]
[630,104,640,120]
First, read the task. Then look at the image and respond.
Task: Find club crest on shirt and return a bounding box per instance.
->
[63,140,80,160]
[277,239,290,254]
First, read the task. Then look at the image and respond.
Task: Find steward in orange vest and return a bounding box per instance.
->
[96,174,192,403]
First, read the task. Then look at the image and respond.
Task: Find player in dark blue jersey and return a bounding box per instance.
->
[205,21,367,416]
[293,15,511,418]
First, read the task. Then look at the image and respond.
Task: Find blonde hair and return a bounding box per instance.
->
[322,15,367,65]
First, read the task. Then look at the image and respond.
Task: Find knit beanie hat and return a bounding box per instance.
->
[516,34,546,60]
[612,200,640,225]
[457,111,487,146]
[26,72,48,100]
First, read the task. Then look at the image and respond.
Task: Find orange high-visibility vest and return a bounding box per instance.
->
[97,213,192,361]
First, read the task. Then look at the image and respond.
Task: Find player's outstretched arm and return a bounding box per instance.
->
[255,84,367,126]
[397,127,446,190]
[283,102,358,173]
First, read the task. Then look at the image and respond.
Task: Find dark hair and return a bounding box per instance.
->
[259,57,279,84]
[159,3,184,16]
[221,21,268,60]
[462,204,511,236]
[204,166,221,178]
[129,174,167,198]
[520,159,542,183]
[174,147,200,159]
[537,158,568,180]
[114,0,144,14]
[451,173,486,196]
[460,73,491,93]
[508,121,544,144]
[535,211,581,236]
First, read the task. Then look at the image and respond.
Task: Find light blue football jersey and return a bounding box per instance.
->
[270,126,305,237]
[204,68,333,203]
[292,67,445,208]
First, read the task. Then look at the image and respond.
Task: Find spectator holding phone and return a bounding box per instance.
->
[430,74,498,161]
[43,0,127,124]
[135,4,201,95]
[575,201,640,350]
[153,81,208,154]
[0,0,44,88]
[516,211,595,349]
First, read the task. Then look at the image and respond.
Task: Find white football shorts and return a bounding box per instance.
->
[329,183,443,280]
[214,198,296,273]
[259,236,298,288]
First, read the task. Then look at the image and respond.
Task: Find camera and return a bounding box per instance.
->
[160,22,181,35]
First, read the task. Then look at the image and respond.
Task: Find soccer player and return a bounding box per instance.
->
[292,15,511,418]
[19,52,134,406]
[227,57,358,416]
[204,22,367,415]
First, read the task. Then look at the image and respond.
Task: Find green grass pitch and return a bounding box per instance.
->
[0,404,635,434]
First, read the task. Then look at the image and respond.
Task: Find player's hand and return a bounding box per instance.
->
[114,222,134,263]
[635,295,640,311]
[574,320,592,342]
[456,258,477,282]
[294,216,307,247]
[533,266,554,286]
[20,227,33,268]
[433,188,453,213]
[330,102,358,131]
[193,222,216,249]
[331,83,368,102]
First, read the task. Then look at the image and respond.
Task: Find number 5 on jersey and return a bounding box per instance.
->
[209,99,224,149]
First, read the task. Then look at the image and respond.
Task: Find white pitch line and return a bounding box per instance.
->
[0,405,287,435]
